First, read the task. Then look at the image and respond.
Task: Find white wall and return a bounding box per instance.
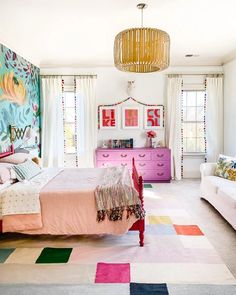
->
[42,67,166,147]
[223,59,236,156]
[41,65,223,178]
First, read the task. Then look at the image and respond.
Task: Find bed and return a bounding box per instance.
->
[0,145,145,246]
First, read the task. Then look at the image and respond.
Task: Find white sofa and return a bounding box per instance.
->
[200,162,236,230]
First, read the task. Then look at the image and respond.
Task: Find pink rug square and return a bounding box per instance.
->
[174,225,204,236]
[95,262,130,283]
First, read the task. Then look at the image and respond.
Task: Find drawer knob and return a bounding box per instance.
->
[121,163,127,167]
[157,172,164,176]
[139,163,146,167]
[157,163,164,167]
[102,154,109,158]
[157,154,164,158]
[121,154,127,158]
[138,154,146,158]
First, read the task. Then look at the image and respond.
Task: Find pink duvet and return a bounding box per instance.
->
[3,168,137,235]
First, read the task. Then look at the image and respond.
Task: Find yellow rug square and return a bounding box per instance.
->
[148,216,172,225]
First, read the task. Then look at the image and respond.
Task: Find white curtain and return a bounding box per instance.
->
[41,77,64,168]
[206,76,224,162]
[165,75,183,180]
[76,77,97,168]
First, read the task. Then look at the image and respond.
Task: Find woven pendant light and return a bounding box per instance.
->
[114,3,170,73]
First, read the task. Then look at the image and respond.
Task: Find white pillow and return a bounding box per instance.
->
[0,153,32,165]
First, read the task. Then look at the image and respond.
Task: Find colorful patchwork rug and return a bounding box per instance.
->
[0,186,236,294]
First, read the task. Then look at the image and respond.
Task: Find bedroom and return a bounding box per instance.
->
[0,0,236,294]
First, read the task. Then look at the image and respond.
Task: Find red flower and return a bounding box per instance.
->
[147,130,156,138]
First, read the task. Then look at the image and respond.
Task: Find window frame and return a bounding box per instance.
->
[182,90,206,156]
[63,90,76,156]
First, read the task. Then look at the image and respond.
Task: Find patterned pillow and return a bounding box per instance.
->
[215,155,236,181]
[12,159,42,182]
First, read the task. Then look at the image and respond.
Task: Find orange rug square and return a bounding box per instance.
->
[174,225,204,236]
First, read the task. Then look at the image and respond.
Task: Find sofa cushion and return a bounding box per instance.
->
[215,154,236,180]
[201,175,236,195]
[218,188,236,209]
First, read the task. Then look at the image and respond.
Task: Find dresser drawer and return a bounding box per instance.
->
[96,151,133,161]
[133,151,151,161]
[136,160,170,170]
[97,160,131,169]
[138,169,171,181]
[151,149,170,161]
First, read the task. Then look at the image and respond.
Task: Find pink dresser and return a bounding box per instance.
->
[95,148,171,183]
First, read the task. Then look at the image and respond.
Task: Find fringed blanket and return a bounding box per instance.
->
[95,166,145,222]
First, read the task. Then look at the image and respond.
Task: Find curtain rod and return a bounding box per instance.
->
[40,74,97,78]
[167,73,223,76]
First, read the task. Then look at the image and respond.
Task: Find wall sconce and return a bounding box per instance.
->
[9,125,31,143]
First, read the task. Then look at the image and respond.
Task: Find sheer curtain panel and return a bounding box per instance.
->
[76,76,97,168]
[205,76,224,162]
[41,77,64,167]
[165,75,183,180]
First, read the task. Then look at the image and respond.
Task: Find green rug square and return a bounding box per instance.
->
[0,248,15,263]
[144,184,153,188]
[36,247,72,264]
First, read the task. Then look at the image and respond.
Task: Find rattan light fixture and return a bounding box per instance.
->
[114,3,170,73]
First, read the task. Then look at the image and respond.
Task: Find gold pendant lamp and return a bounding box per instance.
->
[114,3,170,73]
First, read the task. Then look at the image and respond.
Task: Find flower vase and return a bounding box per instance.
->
[147,137,152,148]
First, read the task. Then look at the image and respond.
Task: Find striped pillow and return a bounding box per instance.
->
[12,159,42,181]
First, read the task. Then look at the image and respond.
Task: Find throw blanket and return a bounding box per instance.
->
[95,166,145,222]
[0,169,62,216]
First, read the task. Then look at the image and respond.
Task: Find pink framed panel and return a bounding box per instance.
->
[122,106,141,129]
[0,144,14,159]
[99,106,118,129]
[144,106,164,130]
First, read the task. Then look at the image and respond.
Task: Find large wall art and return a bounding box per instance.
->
[0,44,40,153]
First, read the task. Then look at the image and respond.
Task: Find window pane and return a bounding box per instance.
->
[65,145,75,154]
[186,107,196,121]
[196,106,204,121]
[197,123,204,137]
[183,123,187,137]
[186,138,196,152]
[185,123,196,137]
[186,91,196,106]
[65,123,75,139]
[197,138,205,153]
[183,107,187,121]
[64,154,76,168]
[65,92,74,108]
[65,108,75,123]
[183,137,187,153]
[197,91,205,106]
[183,92,187,106]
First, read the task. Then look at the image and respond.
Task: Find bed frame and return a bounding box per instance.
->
[0,148,145,246]
[0,144,14,159]
[0,144,14,232]
[130,157,145,247]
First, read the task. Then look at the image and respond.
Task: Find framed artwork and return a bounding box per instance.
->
[99,106,118,129]
[122,106,141,129]
[144,106,164,129]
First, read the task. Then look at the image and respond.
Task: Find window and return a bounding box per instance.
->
[182,90,205,154]
[63,91,77,167]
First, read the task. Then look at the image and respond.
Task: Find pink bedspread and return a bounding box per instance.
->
[3,168,138,235]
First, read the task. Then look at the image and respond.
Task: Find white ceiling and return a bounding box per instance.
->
[1,0,236,68]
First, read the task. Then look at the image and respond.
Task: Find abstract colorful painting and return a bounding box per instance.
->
[122,106,141,129]
[0,44,40,153]
[100,107,118,129]
[144,106,163,129]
